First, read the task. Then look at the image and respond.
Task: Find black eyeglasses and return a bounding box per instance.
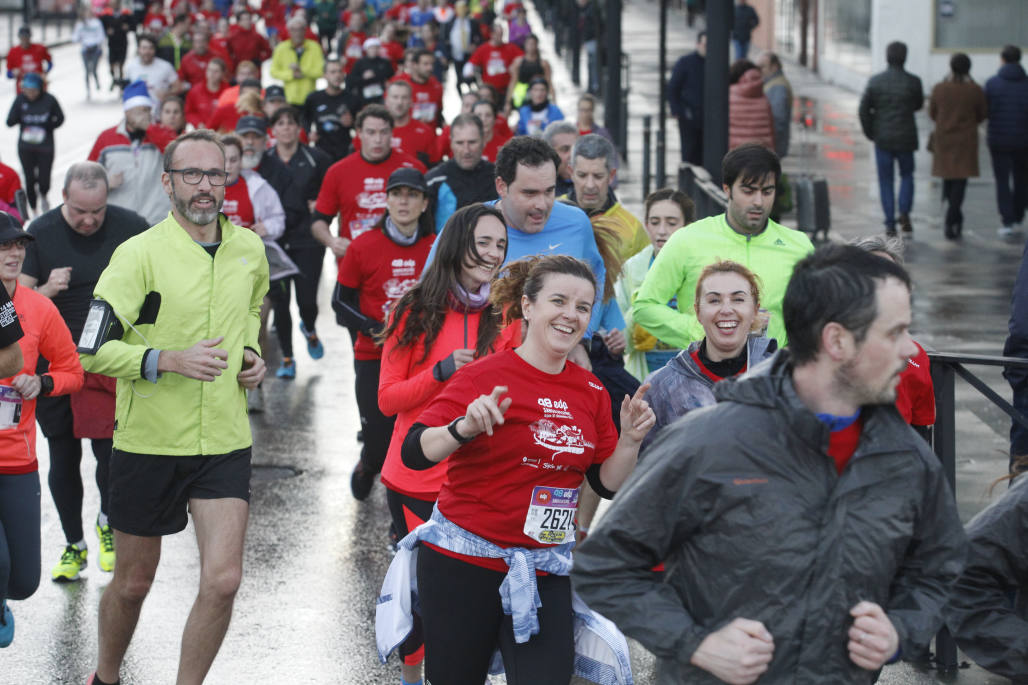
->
[165,168,228,186]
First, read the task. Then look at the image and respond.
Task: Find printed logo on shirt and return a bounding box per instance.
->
[774,238,786,246]
[537,396,571,419]
[381,277,418,315]
[0,300,16,328]
[528,419,592,461]
[587,381,603,391]
[390,258,418,277]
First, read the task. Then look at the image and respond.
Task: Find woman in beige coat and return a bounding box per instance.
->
[930,52,987,239]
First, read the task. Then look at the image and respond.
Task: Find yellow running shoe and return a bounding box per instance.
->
[96,518,116,572]
[51,544,87,582]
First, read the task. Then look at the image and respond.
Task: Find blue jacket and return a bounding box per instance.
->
[985,62,1028,151]
[668,52,704,121]
[516,103,565,136]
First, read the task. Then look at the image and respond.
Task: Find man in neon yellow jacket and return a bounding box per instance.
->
[270,15,326,106]
[633,144,813,349]
[80,130,269,685]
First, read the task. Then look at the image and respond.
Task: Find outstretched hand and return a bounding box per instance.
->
[460,385,513,439]
[619,383,655,444]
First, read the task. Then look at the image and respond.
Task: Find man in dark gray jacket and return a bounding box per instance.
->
[572,244,967,684]
[859,42,924,237]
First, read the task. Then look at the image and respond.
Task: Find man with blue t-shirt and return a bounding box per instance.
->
[426,135,605,369]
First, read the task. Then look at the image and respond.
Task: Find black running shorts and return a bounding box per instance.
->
[108,447,252,536]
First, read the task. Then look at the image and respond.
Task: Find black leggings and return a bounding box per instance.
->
[354,358,395,474]
[417,545,574,685]
[386,489,434,663]
[18,145,54,210]
[47,434,113,544]
[0,472,41,605]
[268,243,325,359]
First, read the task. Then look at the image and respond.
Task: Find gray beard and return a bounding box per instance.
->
[171,185,220,226]
[241,151,262,170]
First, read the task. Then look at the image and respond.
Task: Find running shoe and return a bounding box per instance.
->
[351,462,376,501]
[0,601,13,647]
[276,358,296,379]
[300,322,324,360]
[96,517,116,572]
[247,387,265,413]
[52,544,88,582]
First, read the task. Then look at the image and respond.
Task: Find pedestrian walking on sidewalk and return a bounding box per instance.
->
[757,52,792,159]
[668,32,705,166]
[859,41,924,237]
[728,60,776,153]
[929,53,986,240]
[985,44,1028,237]
[731,0,759,61]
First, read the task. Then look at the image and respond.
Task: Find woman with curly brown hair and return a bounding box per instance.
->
[375,202,508,685]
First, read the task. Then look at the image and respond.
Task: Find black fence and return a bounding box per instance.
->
[927,351,1028,672]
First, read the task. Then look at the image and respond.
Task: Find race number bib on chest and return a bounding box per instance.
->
[0,386,24,429]
[523,485,578,544]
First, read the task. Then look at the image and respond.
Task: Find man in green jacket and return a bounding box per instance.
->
[81,130,269,685]
[270,15,326,106]
[633,143,813,349]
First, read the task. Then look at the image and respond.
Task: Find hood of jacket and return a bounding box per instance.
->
[731,68,765,98]
[998,62,1027,82]
[667,335,778,387]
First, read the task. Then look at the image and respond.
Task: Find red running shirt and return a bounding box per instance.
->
[417,349,617,566]
[337,229,434,360]
[222,176,255,228]
[468,42,523,92]
[895,341,935,426]
[354,118,438,164]
[314,151,426,247]
[392,72,444,125]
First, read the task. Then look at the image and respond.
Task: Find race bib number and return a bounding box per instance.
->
[362,83,384,99]
[412,101,436,122]
[523,485,578,544]
[487,58,506,76]
[0,386,24,430]
[347,43,363,58]
[21,126,46,145]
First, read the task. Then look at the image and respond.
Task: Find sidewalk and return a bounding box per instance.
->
[0,11,75,55]
[531,3,1018,685]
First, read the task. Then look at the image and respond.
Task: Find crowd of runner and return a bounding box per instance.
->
[1,1,1026,684]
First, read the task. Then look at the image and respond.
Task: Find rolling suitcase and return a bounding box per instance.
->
[793,175,830,241]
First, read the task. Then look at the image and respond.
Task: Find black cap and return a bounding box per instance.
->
[265,84,286,101]
[0,212,34,243]
[386,167,428,193]
[18,26,30,36]
[235,115,267,136]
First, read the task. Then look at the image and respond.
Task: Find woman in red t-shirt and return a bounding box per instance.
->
[401,255,654,685]
[376,202,508,685]
[333,168,436,503]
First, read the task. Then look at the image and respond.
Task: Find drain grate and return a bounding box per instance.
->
[251,464,302,483]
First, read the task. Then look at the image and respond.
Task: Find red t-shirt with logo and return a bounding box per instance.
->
[314,150,426,251]
[6,44,52,91]
[392,72,444,125]
[222,176,255,228]
[895,340,935,426]
[416,349,617,569]
[340,31,367,73]
[184,81,227,127]
[468,42,523,92]
[337,229,434,360]
[0,161,22,206]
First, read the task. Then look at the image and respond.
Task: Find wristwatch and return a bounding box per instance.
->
[447,417,475,444]
[39,373,54,396]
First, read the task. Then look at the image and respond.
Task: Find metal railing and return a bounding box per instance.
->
[676,161,727,218]
[927,351,1028,673]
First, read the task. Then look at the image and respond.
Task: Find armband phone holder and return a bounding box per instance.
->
[77,299,124,354]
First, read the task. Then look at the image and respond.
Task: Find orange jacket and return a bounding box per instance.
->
[0,285,83,474]
[729,68,776,152]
